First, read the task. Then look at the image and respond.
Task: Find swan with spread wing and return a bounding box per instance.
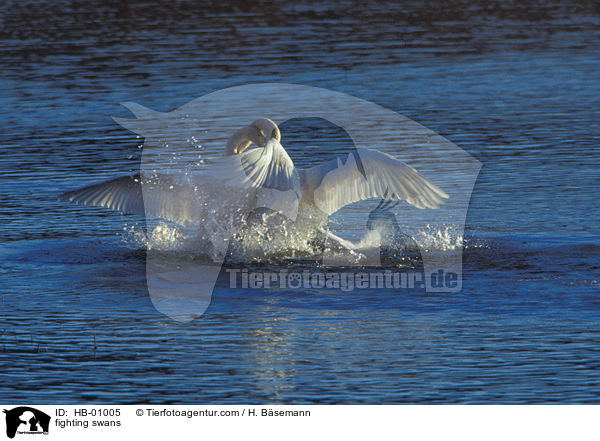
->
[60,118,448,252]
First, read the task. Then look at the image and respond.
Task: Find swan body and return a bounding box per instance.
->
[60,118,448,257]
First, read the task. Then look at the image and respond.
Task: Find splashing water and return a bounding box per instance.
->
[414,225,463,251]
[123,216,466,266]
[123,221,185,251]
[414,225,463,252]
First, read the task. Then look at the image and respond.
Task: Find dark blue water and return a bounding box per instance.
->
[1,0,599,403]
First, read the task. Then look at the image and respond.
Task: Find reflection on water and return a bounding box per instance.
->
[1,0,600,403]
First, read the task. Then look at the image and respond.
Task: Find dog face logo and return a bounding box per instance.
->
[3,407,50,439]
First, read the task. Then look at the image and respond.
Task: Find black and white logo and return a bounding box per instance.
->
[3,407,50,439]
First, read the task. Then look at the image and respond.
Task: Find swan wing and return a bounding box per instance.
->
[59,174,202,226]
[214,138,298,192]
[307,149,448,215]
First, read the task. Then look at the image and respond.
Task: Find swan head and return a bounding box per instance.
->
[250,118,281,144]
[225,118,281,155]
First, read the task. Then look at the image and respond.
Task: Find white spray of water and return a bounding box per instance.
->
[123,218,466,264]
[414,225,463,252]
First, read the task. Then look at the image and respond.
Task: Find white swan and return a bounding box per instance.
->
[60,118,448,253]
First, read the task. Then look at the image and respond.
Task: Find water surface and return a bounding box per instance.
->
[1,0,599,403]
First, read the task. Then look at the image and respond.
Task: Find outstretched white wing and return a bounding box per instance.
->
[59,174,203,226]
[307,149,448,215]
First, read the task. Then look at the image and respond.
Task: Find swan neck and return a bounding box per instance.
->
[225,126,253,156]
